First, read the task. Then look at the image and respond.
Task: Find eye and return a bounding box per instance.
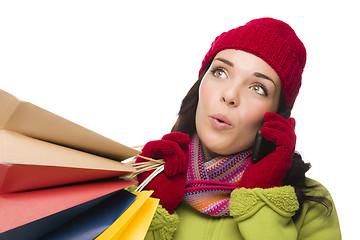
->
[250,83,268,96]
[210,67,227,79]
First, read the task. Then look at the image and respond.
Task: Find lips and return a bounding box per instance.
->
[209,114,233,130]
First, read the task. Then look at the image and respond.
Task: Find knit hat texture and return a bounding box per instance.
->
[199,17,306,109]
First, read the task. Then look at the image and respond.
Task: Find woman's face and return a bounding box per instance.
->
[195,49,282,158]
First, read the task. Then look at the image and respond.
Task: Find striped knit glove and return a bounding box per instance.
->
[136,132,190,213]
[240,112,296,188]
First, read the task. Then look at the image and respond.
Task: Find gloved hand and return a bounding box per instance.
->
[135,132,190,213]
[240,112,296,189]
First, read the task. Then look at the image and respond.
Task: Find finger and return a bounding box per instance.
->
[263,120,295,134]
[137,140,187,176]
[286,117,296,129]
[138,140,176,161]
[260,126,282,143]
[161,132,191,149]
[163,144,187,176]
[261,126,295,147]
[263,119,296,144]
[263,112,286,123]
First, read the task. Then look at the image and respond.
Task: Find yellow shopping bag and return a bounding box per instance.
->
[96,190,159,240]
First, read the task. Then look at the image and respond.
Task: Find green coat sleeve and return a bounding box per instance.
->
[144,205,180,240]
[229,186,299,239]
[295,179,341,239]
[229,184,341,239]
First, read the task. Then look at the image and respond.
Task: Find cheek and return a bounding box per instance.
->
[236,101,277,144]
[196,79,213,118]
[245,104,268,128]
[198,79,213,105]
[195,83,208,129]
[235,113,262,150]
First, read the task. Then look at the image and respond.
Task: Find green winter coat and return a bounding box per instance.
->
[144,178,341,240]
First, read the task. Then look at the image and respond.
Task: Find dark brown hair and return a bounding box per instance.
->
[171,62,332,221]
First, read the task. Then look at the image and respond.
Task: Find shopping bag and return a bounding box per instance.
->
[0,89,139,192]
[40,189,137,240]
[118,195,159,240]
[0,162,134,194]
[96,190,159,240]
[0,89,146,240]
[0,130,135,194]
[0,178,137,240]
[0,89,140,161]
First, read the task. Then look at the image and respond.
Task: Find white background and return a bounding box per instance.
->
[1,0,358,238]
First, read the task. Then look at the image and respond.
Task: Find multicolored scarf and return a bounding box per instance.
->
[183,134,251,216]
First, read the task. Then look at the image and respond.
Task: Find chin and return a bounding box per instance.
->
[205,141,252,157]
[197,128,254,156]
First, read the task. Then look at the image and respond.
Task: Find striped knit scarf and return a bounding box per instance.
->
[183,134,251,216]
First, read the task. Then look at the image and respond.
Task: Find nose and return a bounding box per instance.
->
[221,86,239,107]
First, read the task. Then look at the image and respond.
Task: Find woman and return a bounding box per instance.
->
[135,17,341,239]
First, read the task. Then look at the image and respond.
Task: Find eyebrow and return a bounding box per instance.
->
[214,57,234,67]
[253,72,276,87]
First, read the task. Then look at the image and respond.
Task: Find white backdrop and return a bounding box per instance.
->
[1,1,358,238]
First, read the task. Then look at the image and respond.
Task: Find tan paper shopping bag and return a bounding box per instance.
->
[0,89,140,161]
[0,89,140,191]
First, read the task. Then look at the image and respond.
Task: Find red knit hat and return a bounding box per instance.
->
[199,18,306,109]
